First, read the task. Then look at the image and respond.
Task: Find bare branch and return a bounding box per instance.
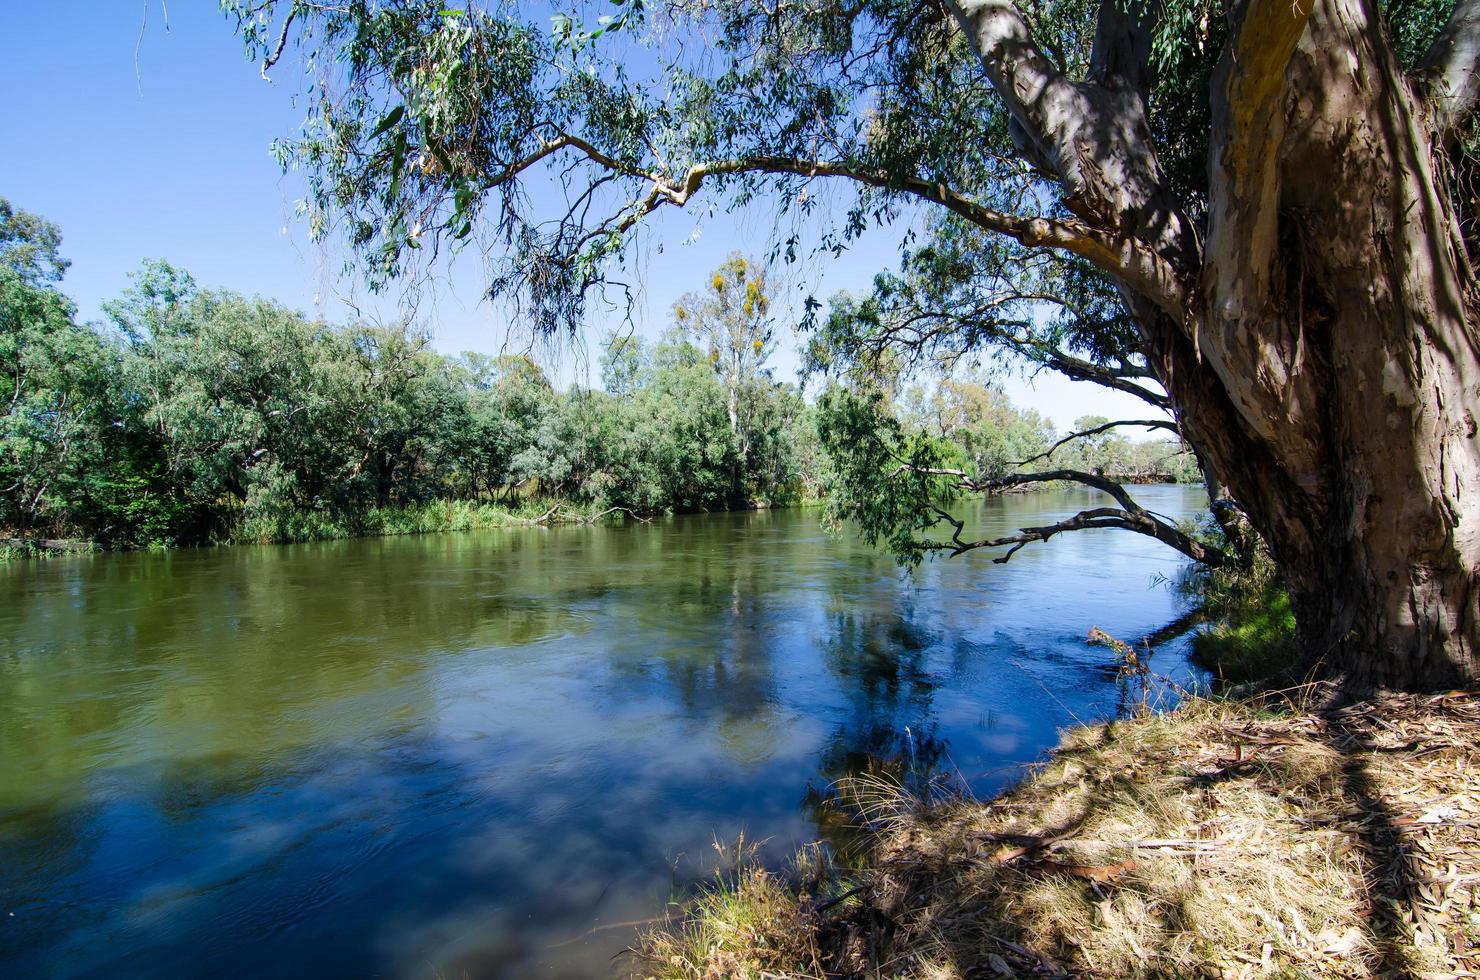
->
[978,467,1139,506]
[1419,0,1480,144]
[260,8,297,81]
[522,503,652,525]
[1012,418,1180,467]
[922,502,1226,567]
[905,466,1227,568]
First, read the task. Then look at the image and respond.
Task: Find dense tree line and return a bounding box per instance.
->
[895,379,1198,485]
[1,206,823,546]
[1,200,1195,548]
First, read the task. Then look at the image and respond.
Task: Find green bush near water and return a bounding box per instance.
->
[1178,543,1300,686]
[235,498,605,544]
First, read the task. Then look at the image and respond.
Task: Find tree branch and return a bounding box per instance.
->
[467,134,1186,317]
[1419,0,1480,144]
[901,466,1227,567]
[1204,0,1314,332]
[1012,418,1180,467]
[1088,0,1157,97]
[922,500,1226,567]
[944,0,1199,274]
[643,156,1189,318]
[259,8,297,81]
[1037,350,1171,409]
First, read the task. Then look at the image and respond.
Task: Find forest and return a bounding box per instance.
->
[1,202,1195,549]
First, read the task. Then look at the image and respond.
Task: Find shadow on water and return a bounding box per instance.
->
[0,486,1211,978]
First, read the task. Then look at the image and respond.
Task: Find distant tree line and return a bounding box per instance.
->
[1,200,1195,548]
[895,378,1200,486]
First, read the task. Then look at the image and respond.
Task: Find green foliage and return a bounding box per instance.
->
[816,372,1198,565]
[237,497,550,543]
[899,376,1057,478]
[1041,414,1201,482]
[816,385,966,564]
[221,0,1460,577]
[0,198,69,284]
[1381,0,1461,68]
[0,200,116,537]
[1177,544,1299,685]
[0,217,818,548]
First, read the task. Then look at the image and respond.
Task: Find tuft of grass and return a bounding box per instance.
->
[637,691,1480,978]
[1191,587,1298,684]
[638,838,843,979]
[0,540,98,562]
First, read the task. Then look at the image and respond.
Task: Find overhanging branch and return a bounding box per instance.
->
[491,134,1189,320]
[659,157,1188,319]
[900,466,1226,567]
[1039,350,1171,408]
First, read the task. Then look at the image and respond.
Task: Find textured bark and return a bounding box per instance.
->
[1420,0,1480,144]
[951,0,1480,690]
[1193,0,1480,689]
[945,0,1199,268]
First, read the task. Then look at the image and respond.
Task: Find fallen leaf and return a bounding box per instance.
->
[1038,858,1137,883]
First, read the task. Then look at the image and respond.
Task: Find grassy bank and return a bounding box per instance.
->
[2,499,658,555]
[0,539,99,562]
[1178,555,1300,687]
[1,494,825,557]
[233,498,583,544]
[636,689,1480,978]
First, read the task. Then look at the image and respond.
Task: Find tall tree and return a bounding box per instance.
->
[0,200,108,535]
[673,253,777,497]
[225,0,1480,690]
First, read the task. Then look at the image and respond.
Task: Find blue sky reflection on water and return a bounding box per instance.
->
[0,486,1207,977]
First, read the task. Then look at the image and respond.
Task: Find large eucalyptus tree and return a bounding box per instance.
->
[225,0,1480,690]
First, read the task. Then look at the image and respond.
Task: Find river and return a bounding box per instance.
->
[0,485,1207,978]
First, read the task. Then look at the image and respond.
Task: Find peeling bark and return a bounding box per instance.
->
[1419,0,1480,145]
[952,0,1480,690]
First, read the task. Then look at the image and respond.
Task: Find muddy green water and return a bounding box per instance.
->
[0,486,1208,978]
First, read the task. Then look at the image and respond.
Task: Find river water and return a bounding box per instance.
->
[0,485,1207,978]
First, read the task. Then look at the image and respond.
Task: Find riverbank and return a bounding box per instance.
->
[0,496,818,559]
[0,500,553,559]
[635,687,1480,978]
[1,482,1207,560]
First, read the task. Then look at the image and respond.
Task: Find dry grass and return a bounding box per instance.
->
[633,689,1480,979]
[639,838,839,979]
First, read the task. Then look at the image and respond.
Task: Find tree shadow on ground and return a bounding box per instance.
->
[783,688,1479,978]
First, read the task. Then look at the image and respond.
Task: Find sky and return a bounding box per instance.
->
[0,1,1168,433]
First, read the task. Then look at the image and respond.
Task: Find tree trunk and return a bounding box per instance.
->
[1186,0,1480,689]
[953,0,1479,689]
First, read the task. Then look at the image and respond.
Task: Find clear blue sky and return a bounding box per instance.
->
[0,1,1166,431]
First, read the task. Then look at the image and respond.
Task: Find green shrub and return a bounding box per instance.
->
[1177,546,1299,685]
